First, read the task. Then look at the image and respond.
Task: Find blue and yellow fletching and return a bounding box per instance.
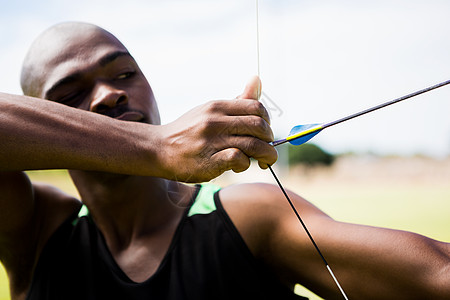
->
[287,124,323,145]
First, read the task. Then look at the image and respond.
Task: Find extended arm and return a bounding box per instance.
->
[221,183,450,299]
[281,207,450,299]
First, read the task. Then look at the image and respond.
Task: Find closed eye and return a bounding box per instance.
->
[116,71,136,80]
[56,90,86,107]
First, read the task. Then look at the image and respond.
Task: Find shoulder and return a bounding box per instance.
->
[32,181,81,213]
[0,172,81,236]
[218,182,327,228]
[217,183,341,289]
[217,182,331,275]
[32,182,82,247]
[219,182,290,211]
[218,183,286,236]
[1,180,81,298]
[217,183,297,253]
[28,182,82,259]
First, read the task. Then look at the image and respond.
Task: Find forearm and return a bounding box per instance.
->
[0,93,162,176]
[322,222,450,299]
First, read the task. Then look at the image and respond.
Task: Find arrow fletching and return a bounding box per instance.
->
[287,124,323,145]
[272,124,323,146]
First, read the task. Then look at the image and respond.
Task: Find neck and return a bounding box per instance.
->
[69,171,196,251]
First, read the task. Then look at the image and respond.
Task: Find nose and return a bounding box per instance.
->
[90,82,128,113]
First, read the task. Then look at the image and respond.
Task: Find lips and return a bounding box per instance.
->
[114,111,145,122]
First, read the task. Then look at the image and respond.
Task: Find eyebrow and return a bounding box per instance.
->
[99,50,131,67]
[44,50,132,99]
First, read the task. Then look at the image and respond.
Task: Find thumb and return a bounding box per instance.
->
[236,75,262,100]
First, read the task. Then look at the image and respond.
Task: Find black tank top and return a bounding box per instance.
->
[26,184,307,300]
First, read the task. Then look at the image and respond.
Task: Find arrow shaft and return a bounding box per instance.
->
[322,79,450,130]
[273,79,450,147]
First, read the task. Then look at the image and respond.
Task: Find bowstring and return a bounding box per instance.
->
[256,0,261,99]
[267,166,349,300]
[255,1,349,299]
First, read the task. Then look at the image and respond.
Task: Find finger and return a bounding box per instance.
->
[217,115,273,142]
[211,148,251,173]
[232,100,270,126]
[207,100,270,126]
[258,160,272,170]
[236,75,262,100]
[219,136,278,166]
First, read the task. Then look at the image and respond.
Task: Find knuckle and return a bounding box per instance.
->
[204,100,224,114]
[200,116,220,134]
[251,100,265,114]
[247,116,272,140]
[202,116,214,128]
[253,116,266,128]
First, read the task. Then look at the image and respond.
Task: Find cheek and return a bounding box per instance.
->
[77,99,93,111]
[131,81,161,125]
[149,98,161,125]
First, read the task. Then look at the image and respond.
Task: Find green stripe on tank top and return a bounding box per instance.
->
[188,184,222,216]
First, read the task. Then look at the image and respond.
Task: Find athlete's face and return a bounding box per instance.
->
[37,26,160,125]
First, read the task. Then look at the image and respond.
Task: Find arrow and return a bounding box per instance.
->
[271,79,450,147]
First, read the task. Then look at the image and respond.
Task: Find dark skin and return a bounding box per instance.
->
[0,22,449,300]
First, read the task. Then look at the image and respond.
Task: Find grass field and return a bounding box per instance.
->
[0,267,7,300]
[0,158,449,300]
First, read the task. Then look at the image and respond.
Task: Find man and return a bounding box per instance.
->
[0,22,448,300]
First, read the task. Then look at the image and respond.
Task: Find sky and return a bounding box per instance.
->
[1,0,450,158]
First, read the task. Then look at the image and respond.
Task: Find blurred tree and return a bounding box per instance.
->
[288,143,335,167]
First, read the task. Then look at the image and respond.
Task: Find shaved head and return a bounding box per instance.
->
[20,21,160,125]
[20,22,129,98]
